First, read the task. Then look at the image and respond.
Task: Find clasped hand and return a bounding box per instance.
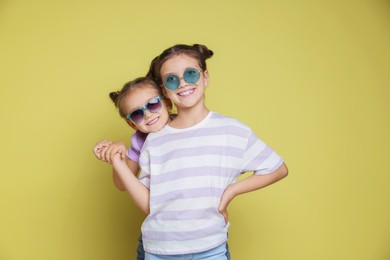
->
[93,140,127,164]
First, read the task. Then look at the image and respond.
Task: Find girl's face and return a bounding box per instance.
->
[160,54,209,111]
[123,85,170,133]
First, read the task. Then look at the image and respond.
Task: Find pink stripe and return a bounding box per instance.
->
[148,207,218,221]
[150,166,239,185]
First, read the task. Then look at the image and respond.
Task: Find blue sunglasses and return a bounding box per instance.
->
[126,96,163,124]
[163,67,201,90]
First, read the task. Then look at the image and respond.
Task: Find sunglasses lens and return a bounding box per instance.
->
[126,96,163,124]
[163,68,200,90]
[129,109,144,124]
[146,97,162,112]
[184,68,200,84]
[164,75,180,90]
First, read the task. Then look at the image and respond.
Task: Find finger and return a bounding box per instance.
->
[94,150,102,160]
[120,150,126,160]
[112,148,125,162]
[105,146,113,163]
[100,146,110,162]
[108,145,121,162]
[93,145,101,154]
[109,149,118,163]
[96,140,112,148]
[93,141,109,154]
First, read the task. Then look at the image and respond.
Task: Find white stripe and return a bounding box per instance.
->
[143,234,227,255]
[150,176,233,196]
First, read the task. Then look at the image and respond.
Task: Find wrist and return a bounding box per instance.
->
[223,184,237,205]
[112,155,124,166]
[226,183,238,197]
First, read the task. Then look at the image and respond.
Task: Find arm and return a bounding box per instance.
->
[218,163,288,213]
[112,154,150,214]
[112,159,139,191]
[94,141,138,191]
[112,131,147,190]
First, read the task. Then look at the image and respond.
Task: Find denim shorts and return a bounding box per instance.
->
[144,242,228,260]
[137,235,231,260]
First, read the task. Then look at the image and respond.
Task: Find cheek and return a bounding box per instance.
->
[126,120,137,130]
[164,89,176,100]
[160,106,170,118]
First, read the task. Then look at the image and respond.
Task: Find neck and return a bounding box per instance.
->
[170,104,209,129]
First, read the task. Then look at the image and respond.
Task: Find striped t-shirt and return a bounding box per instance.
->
[138,112,284,255]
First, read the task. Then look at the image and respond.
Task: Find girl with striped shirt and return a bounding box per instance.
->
[136,44,288,259]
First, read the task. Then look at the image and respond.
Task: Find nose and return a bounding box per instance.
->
[178,77,188,88]
[144,109,153,119]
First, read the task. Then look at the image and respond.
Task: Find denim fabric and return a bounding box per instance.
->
[145,242,227,260]
[137,235,145,260]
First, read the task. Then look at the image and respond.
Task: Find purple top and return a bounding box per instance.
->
[126,131,148,163]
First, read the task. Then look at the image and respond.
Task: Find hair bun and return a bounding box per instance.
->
[193,44,214,59]
[109,91,120,104]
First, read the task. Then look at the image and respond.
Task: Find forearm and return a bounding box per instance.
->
[112,169,126,191]
[112,160,150,214]
[234,163,287,194]
[112,158,140,192]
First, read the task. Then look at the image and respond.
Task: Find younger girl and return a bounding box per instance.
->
[93,77,171,259]
[137,44,288,259]
[94,76,172,197]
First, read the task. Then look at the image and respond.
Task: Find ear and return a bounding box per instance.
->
[162,86,169,97]
[125,119,137,130]
[164,98,173,111]
[203,70,209,87]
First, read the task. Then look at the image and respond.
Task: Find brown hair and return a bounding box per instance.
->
[146,44,214,85]
[109,77,163,118]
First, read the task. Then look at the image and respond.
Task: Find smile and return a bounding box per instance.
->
[178,88,195,96]
[146,117,159,125]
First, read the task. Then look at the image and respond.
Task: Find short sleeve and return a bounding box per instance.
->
[126,131,148,163]
[241,132,284,175]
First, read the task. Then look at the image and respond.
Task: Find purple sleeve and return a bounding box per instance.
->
[126,131,148,163]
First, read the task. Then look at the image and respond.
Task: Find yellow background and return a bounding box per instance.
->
[1,1,389,259]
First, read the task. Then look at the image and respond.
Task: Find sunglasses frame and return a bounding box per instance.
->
[162,67,202,90]
[126,95,164,124]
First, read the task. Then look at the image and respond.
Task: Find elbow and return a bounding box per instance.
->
[278,163,289,180]
[117,186,126,192]
[281,163,288,179]
[142,204,150,215]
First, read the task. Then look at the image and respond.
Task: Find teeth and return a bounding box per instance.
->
[147,117,158,125]
[178,89,194,96]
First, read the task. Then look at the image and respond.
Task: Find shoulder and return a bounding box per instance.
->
[131,131,148,148]
[209,112,251,130]
[132,130,148,139]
